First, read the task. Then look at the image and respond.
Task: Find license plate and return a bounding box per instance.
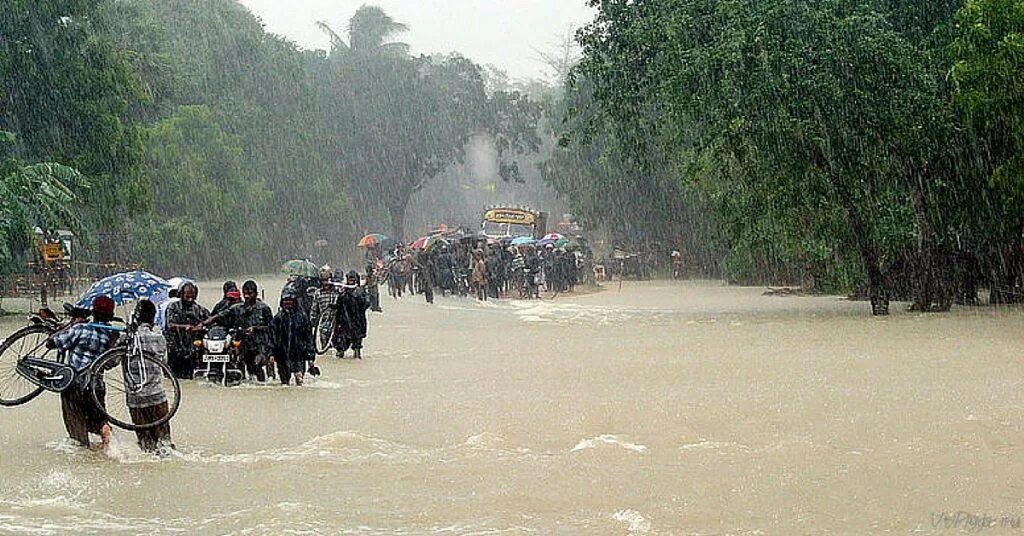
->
[203,355,230,363]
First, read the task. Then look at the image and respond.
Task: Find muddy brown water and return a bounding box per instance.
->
[1,278,1022,535]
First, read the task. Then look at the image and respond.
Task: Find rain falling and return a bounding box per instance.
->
[1,0,1023,534]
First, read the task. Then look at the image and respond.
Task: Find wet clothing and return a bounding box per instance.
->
[336,286,370,341]
[165,300,209,379]
[365,262,383,312]
[471,258,487,285]
[125,323,173,452]
[272,306,314,381]
[472,258,487,300]
[414,253,434,304]
[52,322,116,447]
[130,401,173,453]
[283,276,318,316]
[215,300,274,355]
[211,297,238,318]
[60,377,107,447]
[127,323,168,409]
[215,300,274,382]
[308,286,341,328]
[52,323,117,372]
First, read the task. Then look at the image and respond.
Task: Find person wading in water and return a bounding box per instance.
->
[47,296,118,450]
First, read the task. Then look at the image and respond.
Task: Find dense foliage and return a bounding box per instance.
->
[543,0,1023,313]
[0,0,539,276]
[2,0,1020,315]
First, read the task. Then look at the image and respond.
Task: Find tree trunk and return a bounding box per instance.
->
[813,145,888,315]
[842,196,889,315]
[990,233,1023,305]
[387,194,410,243]
[909,168,940,312]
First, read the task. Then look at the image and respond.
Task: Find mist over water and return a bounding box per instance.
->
[2,278,1022,534]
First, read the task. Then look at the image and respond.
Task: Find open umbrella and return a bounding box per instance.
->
[537,236,570,249]
[76,271,171,307]
[541,232,565,242]
[511,236,536,246]
[410,235,446,251]
[357,233,390,248]
[282,259,319,278]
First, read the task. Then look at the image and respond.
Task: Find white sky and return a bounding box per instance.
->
[236,0,595,81]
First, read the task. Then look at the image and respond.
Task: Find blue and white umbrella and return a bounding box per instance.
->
[76,271,171,307]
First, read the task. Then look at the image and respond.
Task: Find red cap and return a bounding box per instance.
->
[92,296,115,320]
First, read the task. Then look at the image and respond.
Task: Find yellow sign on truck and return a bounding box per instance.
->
[481,206,547,239]
[483,208,537,226]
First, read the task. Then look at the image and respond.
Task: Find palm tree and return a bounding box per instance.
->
[317,4,409,56]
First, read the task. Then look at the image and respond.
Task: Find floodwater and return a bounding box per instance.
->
[1,278,1023,535]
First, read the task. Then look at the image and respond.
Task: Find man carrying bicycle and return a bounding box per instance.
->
[129,299,174,453]
[309,270,342,352]
[47,296,118,449]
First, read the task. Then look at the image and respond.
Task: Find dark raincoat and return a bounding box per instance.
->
[336,286,371,340]
[272,302,314,374]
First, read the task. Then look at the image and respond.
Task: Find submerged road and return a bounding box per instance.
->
[1,278,1022,534]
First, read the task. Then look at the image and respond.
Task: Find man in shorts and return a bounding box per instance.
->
[48,296,118,449]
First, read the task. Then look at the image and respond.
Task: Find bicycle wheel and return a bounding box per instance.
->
[89,348,181,431]
[314,314,334,355]
[0,325,54,406]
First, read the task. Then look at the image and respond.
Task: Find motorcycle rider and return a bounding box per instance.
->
[211,281,239,317]
[164,282,209,379]
[205,280,274,382]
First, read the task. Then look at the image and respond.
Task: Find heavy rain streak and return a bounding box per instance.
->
[1,0,1024,534]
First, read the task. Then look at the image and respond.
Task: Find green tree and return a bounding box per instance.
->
[131,106,266,275]
[319,7,541,239]
[951,0,1024,303]
[0,0,147,263]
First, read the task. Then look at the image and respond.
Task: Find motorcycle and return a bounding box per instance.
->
[192,326,244,386]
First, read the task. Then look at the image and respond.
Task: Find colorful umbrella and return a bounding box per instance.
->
[541,232,565,242]
[410,235,446,251]
[76,271,171,307]
[358,233,390,248]
[511,236,536,246]
[282,259,319,278]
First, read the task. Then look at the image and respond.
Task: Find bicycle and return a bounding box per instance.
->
[0,304,181,431]
[312,281,359,355]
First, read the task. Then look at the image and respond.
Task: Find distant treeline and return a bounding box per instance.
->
[543,0,1024,314]
[0,0,541,277]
